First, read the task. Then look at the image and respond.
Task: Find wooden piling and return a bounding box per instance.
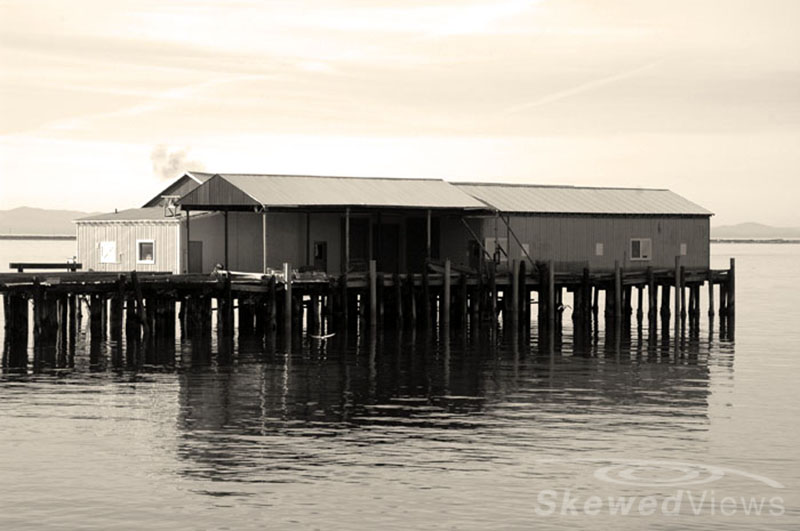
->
[308,292,319,335]
[109,276,124,342]
[476,270,484,323]
[614,260,622,325]
[547,260,555,334]
[728,258,736,333]
[369,259,377,327]
[394,273,403,329]
[340,273,348,331]
[623,284,633,334]
[90,293,104,343]
[3,293,29,367]
[519,260,528,331]
[680,266,687,331]
[581,267,591,338]
[489,262,498,327]
[422,265,431,327]
[131,271,149,339]
[647,267,656,331]
[283,263,292,336]
[636,286,644,330]
[407,273,417,328]
[707,273,715,319]
[674,255,681,336]
[511,259,519,326]
[67,293,76,347]
[660,283,671,333]
[443,259,451,327]
[459,270,468,328]
[554,285,563,336]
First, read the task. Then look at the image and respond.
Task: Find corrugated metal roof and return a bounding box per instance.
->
[455,183,712,216]
[76,207,181,222]
[181,174,487,209]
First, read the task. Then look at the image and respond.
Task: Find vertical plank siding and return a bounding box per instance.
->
[476,215,709,271]
[76,222,180,273]
[78,211,709,275]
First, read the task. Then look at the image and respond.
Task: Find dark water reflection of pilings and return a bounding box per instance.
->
[2,296,730,377]
[170,320,719,483]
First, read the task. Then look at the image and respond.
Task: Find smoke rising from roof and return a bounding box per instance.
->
[150,145,205,180]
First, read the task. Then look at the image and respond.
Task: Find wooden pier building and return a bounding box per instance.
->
[1,172,733,369]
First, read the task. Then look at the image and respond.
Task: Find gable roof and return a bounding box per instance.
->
[142,171,215,208]
[455,183,712,216]
[179,173,487,210]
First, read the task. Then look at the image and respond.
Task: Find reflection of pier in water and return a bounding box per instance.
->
[173,325,718,483]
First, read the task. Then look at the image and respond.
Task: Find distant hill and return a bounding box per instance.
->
[712,222,800,239]
[0,207,97,235]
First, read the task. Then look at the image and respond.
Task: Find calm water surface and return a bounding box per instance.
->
[1,242,798,529]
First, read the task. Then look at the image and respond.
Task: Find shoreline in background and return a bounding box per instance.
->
[711,238,800,244]
[2,235,797,244]
[0,234,75,240]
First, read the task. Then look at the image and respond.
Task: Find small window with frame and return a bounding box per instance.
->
[630,238,652,261]
[136,239,155,264]
[100,241,117,264]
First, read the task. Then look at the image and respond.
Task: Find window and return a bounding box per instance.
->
[99,241,117,264]
[137,239,155,264]
[630,238,652,261]
[680,243,687,256]
[595,242,604,256]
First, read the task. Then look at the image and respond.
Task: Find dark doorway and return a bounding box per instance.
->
[313,241,328,272]
[188,241,203,273]
[342,217,370,272]
[374,223,400,273]
[405,217,439,273]
[468,239,482,272]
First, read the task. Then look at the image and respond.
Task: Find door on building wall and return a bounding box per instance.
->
[188,241,203,273]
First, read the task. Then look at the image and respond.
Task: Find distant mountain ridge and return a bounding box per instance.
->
[712,222,800,239]
[0,207,97,235]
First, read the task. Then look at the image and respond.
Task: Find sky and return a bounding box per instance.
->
[0,0,798,226]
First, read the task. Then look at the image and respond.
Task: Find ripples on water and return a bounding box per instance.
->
[0,244,798,530]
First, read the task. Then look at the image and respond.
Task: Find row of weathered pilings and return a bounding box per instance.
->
[1,258,735,368]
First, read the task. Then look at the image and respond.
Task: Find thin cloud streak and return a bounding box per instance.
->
[26,74,278,135]
[503,60,664,115]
